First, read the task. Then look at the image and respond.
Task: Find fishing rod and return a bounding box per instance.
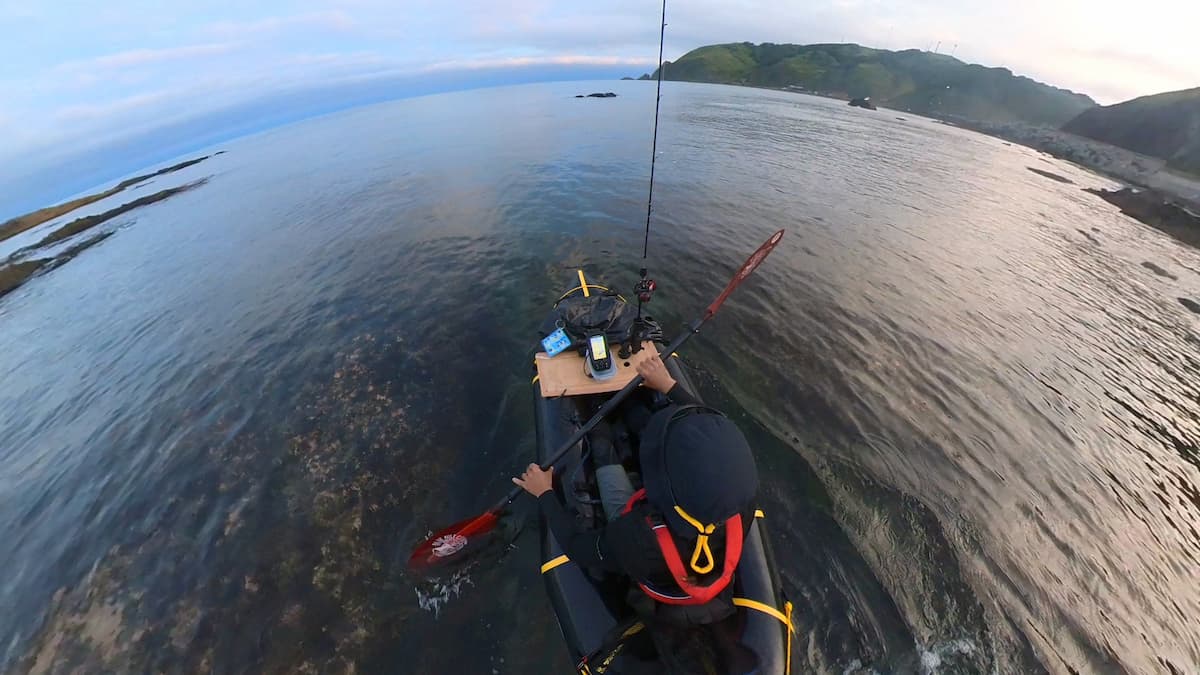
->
[642,0,667,263]
[625,0,668,359]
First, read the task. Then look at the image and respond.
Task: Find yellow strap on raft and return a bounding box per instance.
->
[785,600,794,675]
[578,270,590,297]
[732,597,795,633]
[556,283,625,304]
[541,554,571,574]
[673,505,716,574]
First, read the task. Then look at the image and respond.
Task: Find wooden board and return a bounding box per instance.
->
[535,341,658,398]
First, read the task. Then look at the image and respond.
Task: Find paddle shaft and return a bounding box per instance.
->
[493,319,705,513]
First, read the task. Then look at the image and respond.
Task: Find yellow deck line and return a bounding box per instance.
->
[556,284,624,304]
[785,601,794,674]
[540,554,571,574]
[733,597,794,632]
[577,270,589,297]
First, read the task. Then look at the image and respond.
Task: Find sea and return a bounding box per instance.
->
[1,80,1197,674]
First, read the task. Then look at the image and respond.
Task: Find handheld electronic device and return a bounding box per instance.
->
[585,333,616,380]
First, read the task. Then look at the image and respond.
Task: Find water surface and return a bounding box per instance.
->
[2,80,1198,674]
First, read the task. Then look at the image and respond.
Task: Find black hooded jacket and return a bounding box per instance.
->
[536,383,758,622]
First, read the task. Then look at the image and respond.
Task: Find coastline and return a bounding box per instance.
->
[671,79,1200,209]
[935,115,1200,209]
[660,80,1200,247]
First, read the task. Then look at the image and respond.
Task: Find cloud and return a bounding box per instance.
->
[52,90,181,123]
[55,42,239,72]
[420,54,655,74]
[201,10,358,39]
[1071,48,1194,79]
[1071,47,1199,93]
[2,0,1197,203]
[1025,45,1200,104]
[0,54,643,218]
[28,50,647,156]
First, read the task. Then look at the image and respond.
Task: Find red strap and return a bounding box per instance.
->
[622,488,647,515]
[641,514,743,605]
[622,488,745,606]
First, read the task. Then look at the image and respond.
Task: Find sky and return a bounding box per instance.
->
[2,0,1198,217]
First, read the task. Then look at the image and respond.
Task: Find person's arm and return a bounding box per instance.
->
[665,381,700,406]
[636,353,700,404]
[513,464,625,573]
[538,493,626,572]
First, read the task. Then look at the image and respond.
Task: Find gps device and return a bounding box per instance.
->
[588,334,611,371]
[585,333,616,380]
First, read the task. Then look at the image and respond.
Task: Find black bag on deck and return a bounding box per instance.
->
[539,290,661,349]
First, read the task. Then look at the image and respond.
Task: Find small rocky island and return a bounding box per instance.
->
[575,92,617,98]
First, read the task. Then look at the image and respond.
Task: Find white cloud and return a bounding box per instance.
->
[1059,48,1199,103]
[3,0,1198,171]
[8,44,651,165]
[420,54,655,74]
[55,42,239,72]
[274,51,395,72]
[201,10,358,39]
[52,90,183,123]
[18,42,246,100]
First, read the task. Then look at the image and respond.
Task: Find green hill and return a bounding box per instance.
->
[643,42,1096,126]
[1063,88,1200,174]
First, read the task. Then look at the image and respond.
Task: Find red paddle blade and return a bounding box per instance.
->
[705,229,785,319]
[407,510,501,572]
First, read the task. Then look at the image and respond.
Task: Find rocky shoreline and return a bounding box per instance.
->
[0,153,218,244]
[0,178,210,300]
[946,117,1200,206]
[1084,187,1200,249]
[936,116,1200,248]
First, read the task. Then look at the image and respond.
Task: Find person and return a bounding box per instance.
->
[512,352,759,629]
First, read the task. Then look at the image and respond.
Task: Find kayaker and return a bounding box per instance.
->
[513,352,759,627]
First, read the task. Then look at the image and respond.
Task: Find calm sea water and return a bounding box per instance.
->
[2,80,1198,674]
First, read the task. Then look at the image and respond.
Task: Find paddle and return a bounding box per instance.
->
[407,229,785,572]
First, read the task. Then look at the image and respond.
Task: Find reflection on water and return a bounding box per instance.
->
[1,81,1198,674]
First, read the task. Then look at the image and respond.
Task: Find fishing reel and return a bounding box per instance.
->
[620,270,658,359]
[634,277,657,303]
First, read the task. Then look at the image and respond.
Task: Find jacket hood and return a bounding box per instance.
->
[641,410,758,534]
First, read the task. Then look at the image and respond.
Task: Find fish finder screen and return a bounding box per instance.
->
[589,335,608,360]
